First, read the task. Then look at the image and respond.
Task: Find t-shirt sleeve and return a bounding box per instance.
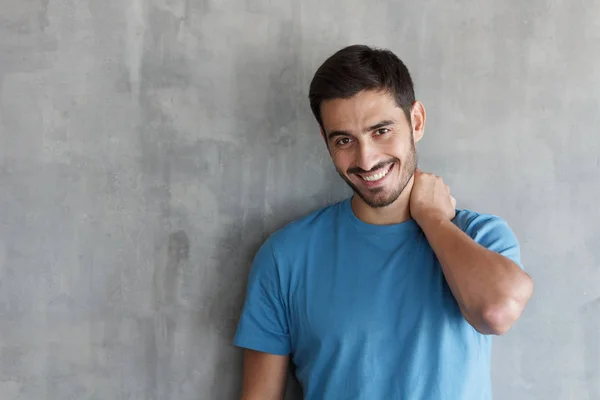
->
[454,211,525,270]
[233,238,291,355]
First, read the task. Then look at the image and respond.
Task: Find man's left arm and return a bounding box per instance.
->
[410,169,534,335]
[419,214,533,335]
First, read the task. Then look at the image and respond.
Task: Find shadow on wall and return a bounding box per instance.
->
[215,211,304,400]
[210,20,359,399]
[208,20,322,400]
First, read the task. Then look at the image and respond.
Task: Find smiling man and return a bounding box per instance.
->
[233,44,534,400]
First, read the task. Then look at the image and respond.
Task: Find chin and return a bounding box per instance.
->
[355,188,401,208]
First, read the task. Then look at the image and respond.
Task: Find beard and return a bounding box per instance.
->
[338,137,417,208]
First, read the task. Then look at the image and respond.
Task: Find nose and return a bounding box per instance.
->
[355,142,380,172]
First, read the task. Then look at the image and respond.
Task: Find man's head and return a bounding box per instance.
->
[308,44,426,209]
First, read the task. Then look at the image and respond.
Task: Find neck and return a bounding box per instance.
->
[351,176,415,225]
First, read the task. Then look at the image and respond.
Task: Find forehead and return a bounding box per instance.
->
[320,90,407,132]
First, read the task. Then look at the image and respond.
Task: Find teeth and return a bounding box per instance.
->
[362,164,392,181]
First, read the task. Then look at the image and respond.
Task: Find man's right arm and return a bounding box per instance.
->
[234,238,292,399]
[240,349,289,400]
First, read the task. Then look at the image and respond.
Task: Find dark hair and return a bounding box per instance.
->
[308,44,415,131]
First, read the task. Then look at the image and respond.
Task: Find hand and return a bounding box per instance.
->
[409,168,456,225]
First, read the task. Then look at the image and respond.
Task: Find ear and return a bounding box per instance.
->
[410,101,426,143]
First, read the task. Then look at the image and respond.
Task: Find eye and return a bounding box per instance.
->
[376,128,390,135]
[336,137,352,146]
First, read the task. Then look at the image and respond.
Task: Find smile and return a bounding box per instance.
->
[359,163,394,182]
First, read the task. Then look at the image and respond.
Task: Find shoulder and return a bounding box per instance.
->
[453,208,524,268]
[453,209,514,239]
[250,199,344,280]
[266,199,344,251]
[250,199,345,271]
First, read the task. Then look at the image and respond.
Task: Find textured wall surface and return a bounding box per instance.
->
[0,0,599,399]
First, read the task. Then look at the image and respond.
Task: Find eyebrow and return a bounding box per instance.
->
[327,119,395,140]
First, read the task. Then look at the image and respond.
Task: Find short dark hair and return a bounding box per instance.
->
[308,44,415,131]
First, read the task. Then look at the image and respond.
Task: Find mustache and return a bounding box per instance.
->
[347,159,398,175]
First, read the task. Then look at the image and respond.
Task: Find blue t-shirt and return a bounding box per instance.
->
[233,197,523,399]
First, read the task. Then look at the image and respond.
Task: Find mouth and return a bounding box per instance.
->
[356,163,395,187]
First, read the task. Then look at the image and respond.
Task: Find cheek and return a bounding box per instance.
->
[388,138,412,159]
[330,150,352,171]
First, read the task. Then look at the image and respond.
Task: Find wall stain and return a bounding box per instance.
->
[150,230,190,398]
[153,230,189,309]
[38,0,50,32]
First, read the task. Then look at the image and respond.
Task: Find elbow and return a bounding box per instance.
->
[480,303,519,335]
[481,275,534,335]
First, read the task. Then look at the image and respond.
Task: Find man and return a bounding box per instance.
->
[233,44,534,399]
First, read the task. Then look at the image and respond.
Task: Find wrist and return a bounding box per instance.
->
[414,210,449,230]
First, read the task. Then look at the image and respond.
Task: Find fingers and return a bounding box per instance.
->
[416,170,454,197]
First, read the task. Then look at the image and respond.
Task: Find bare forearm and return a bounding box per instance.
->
[418,216,533,335]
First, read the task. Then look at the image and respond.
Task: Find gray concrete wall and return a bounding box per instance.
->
[0,0,598,399]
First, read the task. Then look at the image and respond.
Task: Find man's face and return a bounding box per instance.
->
[320,90,422,208]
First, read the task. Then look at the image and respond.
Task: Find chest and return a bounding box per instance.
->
[286,235,463,348]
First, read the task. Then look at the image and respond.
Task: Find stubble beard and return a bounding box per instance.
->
[338,138,417,209]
